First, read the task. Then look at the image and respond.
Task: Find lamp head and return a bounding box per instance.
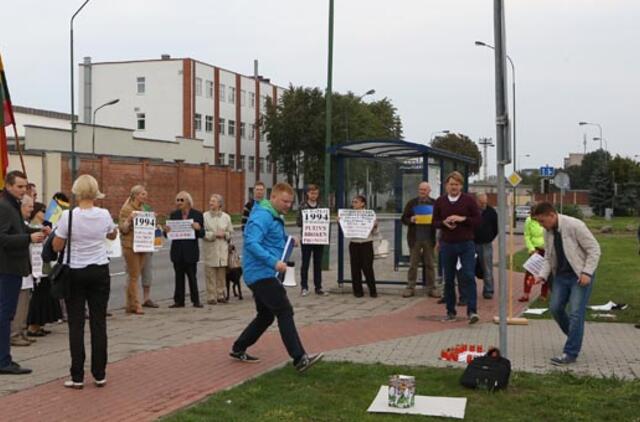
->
[107,98,120,106]
[364,89,375,96]
[474,41,486,46]
[578,121,588,126]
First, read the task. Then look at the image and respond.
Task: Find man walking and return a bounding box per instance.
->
[473,193,498,299]
[230,182,323,372]
[0,171,46,375]
[401,181,439,298]
[241,181,265,232]
[532,202,601,365]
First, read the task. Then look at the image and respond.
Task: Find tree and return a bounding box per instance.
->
[589,165,613,217]
[430,133,482,175]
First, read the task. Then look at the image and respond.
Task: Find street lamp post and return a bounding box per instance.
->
[70,0,93,182]
[579,121,603,150]
[592,137,608,152]
[92,98,119,154]
[518,153,531,170]
[345,89,375,141]
[429,129,450,143]
[476,39,517,227]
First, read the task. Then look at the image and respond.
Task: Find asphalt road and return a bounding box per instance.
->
[107,220,396,310]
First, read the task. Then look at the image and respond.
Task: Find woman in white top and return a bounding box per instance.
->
[53,175,117,390]
[347,195,378,298]
[203,194,233,304]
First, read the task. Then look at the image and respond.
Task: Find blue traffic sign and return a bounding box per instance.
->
[539,166,555,177]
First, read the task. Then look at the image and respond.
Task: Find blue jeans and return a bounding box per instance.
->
[549,273,595,358]
[441,241,477,316]
[0,273,22,367]
[475,243,494,296]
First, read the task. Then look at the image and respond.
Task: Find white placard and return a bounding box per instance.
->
[106,232,122,258]
[31,244,44,278]
[302,208,330,245]
[133,211,156,253]
[338,209,376,239]
[523,253,546,277]
[367,386,466,419]
[166,219,196,240]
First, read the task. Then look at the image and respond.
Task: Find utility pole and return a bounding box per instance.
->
[478,137,494,181]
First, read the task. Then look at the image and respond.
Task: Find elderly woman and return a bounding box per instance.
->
[433,171,482,324]
[203,194,233,304]
[165,191,205,308]
[118,185,148,315]
[53,175,118,389]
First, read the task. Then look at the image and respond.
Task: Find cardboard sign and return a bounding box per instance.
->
[166,219,196,240]
[302,208,330,245]
[133,212,156,253]
[31,244,44,278]
[338,209,376,239]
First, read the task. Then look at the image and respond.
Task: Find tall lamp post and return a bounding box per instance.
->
[92,98,119,154]
[322,0,335,271]
[345,89,375,141]
[476,40,517,226]
[518,153,531,170]
[579,121,603,151]
[592,137,608,152]
[70,0,93,181]
[429,129,450,143]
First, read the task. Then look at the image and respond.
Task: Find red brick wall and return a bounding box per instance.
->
[534,191,589,205]
[61,156,244,219]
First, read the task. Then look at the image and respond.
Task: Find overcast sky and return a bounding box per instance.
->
[2,0,639,175]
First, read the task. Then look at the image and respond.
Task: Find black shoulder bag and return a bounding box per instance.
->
[50,209,73,300]
[460,348,511,391]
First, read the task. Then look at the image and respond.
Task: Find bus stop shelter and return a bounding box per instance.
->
[328,139,477,286]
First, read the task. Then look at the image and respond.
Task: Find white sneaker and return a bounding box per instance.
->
[301,289,309,297]
[64,380,84,389]
[94,378,107,388]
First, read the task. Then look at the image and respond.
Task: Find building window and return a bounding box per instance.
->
[239,155,245,170]
[259,158,265,173]
[228,87,235,104]
[137,77,145,94]
[248,156,255,172]
[219,84,226,102]
[249,124,255,140]
[205,115,213,132]
[206,80,213,98]
[195,77,203,96]
[228,154,235,169]
[136,112,146,130]
[240,122,246,139]
[218,118,225,135]
[194,113,202,132]
[228,120,235,136]
[249,92,255,108]
[219,153,226,165]
[241,90,246,106]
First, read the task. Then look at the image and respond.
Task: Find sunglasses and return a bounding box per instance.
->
[176,198,185,202]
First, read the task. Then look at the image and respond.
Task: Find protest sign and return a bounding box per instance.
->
[166,219,196,240]
[338,209,376,239]
[31,244,44,278]
[302,208,330,245]
[133,211,156,252]
[523,253,546,277]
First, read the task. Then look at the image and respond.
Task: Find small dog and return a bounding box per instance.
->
[225,243,243,301]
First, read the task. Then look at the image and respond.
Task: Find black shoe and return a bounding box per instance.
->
[353,292,364,298]
[295,353,324,373]
[550,354,577,366]
[229,351,260,363]
[483,294,493,299]
[635,323,640,329]
[315,290,329,296]
[437,297,446,304]
[193,303,204,308]
[0,361,32,375]
[442,313,457,322]
[168,303,184,308]
[457,300,467,306]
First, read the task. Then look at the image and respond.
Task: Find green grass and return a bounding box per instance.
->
[584,216,637,233]
[511,234,640,323]
[165,362,640,422]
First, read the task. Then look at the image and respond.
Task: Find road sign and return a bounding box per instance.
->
[539,166,555,177]
[553,172,570,190]
[507,171,522,187]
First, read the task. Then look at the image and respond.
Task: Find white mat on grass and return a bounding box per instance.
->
[367,386,467,419]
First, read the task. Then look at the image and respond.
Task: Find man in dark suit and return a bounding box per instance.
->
[0,171,47,375]
[165,191,205,308]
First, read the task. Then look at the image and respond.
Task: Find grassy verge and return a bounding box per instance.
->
[511,234,639,323]
[165,362,640,422]
[584,216,637,232]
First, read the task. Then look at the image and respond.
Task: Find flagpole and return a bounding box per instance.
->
[0,53,27,176]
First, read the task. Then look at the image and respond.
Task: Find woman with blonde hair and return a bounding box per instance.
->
[118,185,148,315]
[52,174,118,389]
[203,194,233,304]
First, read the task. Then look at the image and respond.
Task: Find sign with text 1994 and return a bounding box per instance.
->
[302,208,330,245]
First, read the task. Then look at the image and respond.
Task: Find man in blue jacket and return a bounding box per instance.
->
[230,182,323,372]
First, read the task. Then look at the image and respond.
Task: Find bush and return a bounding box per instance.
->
[558,204,584,220]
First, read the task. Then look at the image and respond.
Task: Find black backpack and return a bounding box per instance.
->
[460,348,511,391]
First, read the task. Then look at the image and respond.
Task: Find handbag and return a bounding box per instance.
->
[50,208,73,300]
[460,348,511,391]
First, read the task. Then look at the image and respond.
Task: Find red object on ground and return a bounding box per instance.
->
[466,354,473,364]
[469,345,476,352]
[477,344,484,353]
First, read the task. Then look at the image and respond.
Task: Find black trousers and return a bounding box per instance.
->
[173,262,200,305]
[65,264,110,383]
[349,241,377,297]
[300,244,324,291]
[233,278,305,362]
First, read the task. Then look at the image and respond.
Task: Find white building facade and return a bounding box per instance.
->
[79,56,286,200]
